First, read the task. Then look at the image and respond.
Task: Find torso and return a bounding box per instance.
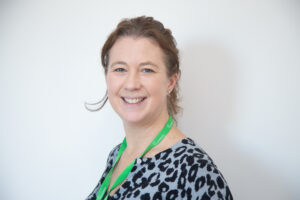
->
[86,136,233,200]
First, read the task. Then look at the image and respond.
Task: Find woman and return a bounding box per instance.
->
[86,16,233,200]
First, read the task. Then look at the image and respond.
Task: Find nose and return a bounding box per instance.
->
[124,70,142,91]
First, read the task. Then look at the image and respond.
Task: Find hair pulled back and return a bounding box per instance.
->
[86,16,181,122]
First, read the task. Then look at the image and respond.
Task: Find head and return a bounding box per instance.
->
[89,16,181,123]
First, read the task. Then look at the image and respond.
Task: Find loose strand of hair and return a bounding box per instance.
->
[84,90,108,112]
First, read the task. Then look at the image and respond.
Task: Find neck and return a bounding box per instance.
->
[122,111,170,156]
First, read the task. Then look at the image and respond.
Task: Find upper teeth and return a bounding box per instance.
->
[124,98,144,104]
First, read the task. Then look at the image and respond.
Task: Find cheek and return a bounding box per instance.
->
[106,75,120,95]
[146,78,168,97]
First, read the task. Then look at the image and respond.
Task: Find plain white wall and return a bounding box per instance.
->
[1,0,299,199]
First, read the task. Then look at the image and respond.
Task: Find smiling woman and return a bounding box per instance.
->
[106,37,175,126]
[85,16,233,200]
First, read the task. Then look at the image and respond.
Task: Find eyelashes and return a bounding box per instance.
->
[114,68,126,72]
[113,67,156,73]
[141,68,155,73]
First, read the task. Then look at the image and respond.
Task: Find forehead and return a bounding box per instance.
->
[109,36,166,66]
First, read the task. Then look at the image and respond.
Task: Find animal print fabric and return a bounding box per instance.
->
[86,138,233,200]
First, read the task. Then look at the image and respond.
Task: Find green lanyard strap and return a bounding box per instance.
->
[96,116,173,200]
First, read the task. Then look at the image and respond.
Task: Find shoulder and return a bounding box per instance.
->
[106,143,122,167]
[85,143,121,200]
[153,137,216,168]
[100,143,122,182]
[179,138,233,199]
[153,137,233,199]
[85,143,122,200]
[174,137,216,168]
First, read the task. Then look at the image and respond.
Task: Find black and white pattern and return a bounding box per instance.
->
[86,138,233,200]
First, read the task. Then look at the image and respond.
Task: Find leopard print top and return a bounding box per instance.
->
[86,138,233,200]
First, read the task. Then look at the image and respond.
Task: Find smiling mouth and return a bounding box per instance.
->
[122,97,146,104]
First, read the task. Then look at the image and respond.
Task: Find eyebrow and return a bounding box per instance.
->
[139,61,158,68]
[110,61,159,68]
[110,61,128,68]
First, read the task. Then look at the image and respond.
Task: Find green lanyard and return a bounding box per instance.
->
[96,116,173,200]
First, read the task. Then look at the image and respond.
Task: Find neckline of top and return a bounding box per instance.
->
[138,137,191,161]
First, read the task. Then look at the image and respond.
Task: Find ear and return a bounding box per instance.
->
[168,73,178,92]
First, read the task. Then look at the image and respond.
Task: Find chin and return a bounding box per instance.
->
[119,112,149,125]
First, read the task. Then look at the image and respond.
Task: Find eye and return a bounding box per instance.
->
[114,67,126,72]
[142,68,155,73]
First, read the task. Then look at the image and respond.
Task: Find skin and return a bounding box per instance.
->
[105,36,186,195]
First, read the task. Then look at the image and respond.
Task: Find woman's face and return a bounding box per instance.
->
[105,36,177,125]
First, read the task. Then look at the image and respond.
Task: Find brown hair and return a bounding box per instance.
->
[85,16,181,122]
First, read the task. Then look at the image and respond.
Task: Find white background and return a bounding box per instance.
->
[1,0,299,199]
